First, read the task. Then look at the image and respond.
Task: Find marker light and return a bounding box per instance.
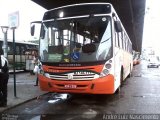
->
[59,11,64,18]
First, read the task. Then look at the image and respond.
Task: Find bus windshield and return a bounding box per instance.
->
[40,16,112,63]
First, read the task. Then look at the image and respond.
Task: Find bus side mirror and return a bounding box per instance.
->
[115,21,122,32]
[40,25,45,39]
[30,21,42,37]
[31,24,35,36]
[0,48,4,55]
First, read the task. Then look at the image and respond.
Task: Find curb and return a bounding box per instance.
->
[1,92,49,113]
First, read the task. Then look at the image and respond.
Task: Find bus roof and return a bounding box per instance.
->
[0,39,38,45]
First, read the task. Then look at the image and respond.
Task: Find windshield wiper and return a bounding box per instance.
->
[101,37,111,44]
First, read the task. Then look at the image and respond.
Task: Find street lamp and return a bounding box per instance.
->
[1,26,9,58]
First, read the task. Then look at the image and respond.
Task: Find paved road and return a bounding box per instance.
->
[2,60,160,120]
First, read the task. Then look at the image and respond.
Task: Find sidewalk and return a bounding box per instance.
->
[0,72,47,113]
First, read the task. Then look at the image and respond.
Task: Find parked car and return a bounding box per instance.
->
[133,51,140,66]
[133,58,140,66]
[147,61,159,68]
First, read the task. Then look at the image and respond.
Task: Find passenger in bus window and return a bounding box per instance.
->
[73,43,82,52]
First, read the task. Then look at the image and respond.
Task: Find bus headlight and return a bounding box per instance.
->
[44,73,50,78]
[39,65,44,75]
[100,59,112,77]
[103,69,109,75]
[38,62,44,75]
[100,69,109,77]
[105,63,111,69]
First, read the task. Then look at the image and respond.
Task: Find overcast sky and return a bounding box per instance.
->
[142,0,160,51]
[0,0,46,41]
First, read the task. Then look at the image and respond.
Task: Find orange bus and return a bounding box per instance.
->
[31,3,133,94]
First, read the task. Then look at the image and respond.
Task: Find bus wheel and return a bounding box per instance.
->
[120,69,123,86]
[115,69,123,94]
[127,65,132,78]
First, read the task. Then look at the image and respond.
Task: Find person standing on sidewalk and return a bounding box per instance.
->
[32,50,39,86]
[0,48,9,107]
[33,63,39,86]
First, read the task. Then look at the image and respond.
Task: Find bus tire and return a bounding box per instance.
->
[115,68,123,94]
[120,68,123,86]
[127,64,132,78]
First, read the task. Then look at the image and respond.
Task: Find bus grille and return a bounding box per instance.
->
[48,73,98,81]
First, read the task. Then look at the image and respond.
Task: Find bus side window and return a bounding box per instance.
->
[8,44,13,54]
[21,46,25,55]
[121,32,124,49]
[16,45,20,55]
[118,32,123,49]
[115,32,119,47]
[123,34,126,50]
[43,49,48,61]
[114,21,120,48]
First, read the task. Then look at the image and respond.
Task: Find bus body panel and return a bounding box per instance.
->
[38,74,115,94]
[42,64,104,73]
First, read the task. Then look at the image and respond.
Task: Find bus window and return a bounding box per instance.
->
[21,46,25,55]
[16,45,20,55]
[42,16,112,62]
[8,43,13,55]
[118,32,123,49]
[96,20,112,60]
[115,32,119,47]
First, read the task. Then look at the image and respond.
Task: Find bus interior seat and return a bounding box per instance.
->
[75,43,81,49]
[82,43,96,53]
[80,43,97,61]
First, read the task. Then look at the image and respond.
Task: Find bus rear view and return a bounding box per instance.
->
[31,3,133,94]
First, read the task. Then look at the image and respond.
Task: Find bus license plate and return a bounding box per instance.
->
[64,84,77,89]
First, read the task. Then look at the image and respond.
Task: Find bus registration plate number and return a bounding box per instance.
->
[64,84,77,89]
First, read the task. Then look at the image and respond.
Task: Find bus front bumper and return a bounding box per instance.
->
[38,74,115,94]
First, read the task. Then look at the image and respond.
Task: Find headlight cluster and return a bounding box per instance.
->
[44,73,50,78]
[39,66,50,78]
[100,59,112,77]
[38,62,50,78]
